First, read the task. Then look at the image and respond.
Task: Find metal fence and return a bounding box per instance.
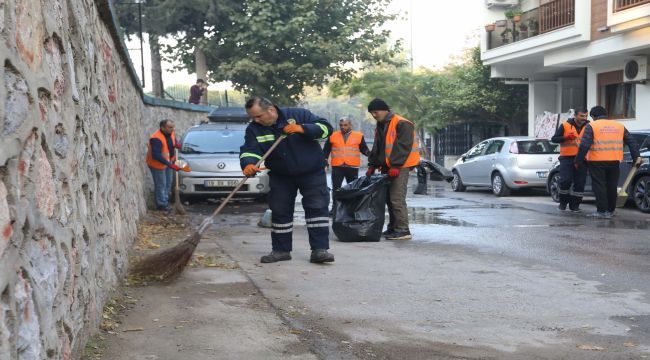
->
[160,86,245,108]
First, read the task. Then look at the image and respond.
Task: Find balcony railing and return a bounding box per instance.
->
[614,0,650,12]
[486,0,575,50]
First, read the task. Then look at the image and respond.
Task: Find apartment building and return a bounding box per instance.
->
[481,0,650,134]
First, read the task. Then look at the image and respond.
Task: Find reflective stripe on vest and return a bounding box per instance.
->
[146,130,176,170]
[586,120,624,162]
[385,115,420,168]
[559,121,585,157]
[329,130,363,167]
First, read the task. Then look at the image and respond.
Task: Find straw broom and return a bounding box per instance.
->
[132,134,286,278]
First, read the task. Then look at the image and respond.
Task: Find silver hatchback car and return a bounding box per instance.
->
[451,137,560,196]
[176,122,269,202]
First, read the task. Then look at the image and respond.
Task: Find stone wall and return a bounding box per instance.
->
[0,0,211,358]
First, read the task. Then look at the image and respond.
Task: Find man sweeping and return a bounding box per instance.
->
[241,96,335,264]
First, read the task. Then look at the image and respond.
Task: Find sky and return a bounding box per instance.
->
[126,0,482,92]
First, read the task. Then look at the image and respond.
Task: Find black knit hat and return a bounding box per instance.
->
[590,106,608,119]
[367,98,390,112]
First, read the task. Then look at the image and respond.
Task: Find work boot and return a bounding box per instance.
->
[386,231,412,240]
[310,249,334,263]
[382,229,394,237]
[558,202,567,211]
[260,251,291,263]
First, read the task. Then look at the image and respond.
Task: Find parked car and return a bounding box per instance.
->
[547,130,650,213]
[176,108,269,202]
[451,137,560,196]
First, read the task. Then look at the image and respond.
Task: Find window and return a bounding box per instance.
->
[516,140,560,154]
[182,129,245,154]
[466,141,489,158]
[598,70,636,119]
[485,140,505,155]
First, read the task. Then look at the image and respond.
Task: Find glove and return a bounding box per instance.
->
[243,164,261,177]
[564,134,577,141]
[635,157,643,168]
[388,168,400,178]
[365,167,375,177]
[169,164,181,171]
[283,124,304,134]
[175,142,182,149]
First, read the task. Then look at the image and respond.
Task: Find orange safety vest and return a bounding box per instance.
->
[586,120,624,162]
[559,121,586,157]
[146,130,177,170]
[329,130,363,167]
[385,114,420,168]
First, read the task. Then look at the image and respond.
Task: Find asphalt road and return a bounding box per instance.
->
[207,178,650,359]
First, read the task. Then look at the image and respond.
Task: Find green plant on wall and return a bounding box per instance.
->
[500,28,512,43]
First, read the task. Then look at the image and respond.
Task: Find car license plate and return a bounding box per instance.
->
[204,180,238,187]
[537,171,548,179]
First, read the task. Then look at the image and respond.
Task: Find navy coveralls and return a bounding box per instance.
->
[240,107,333,252]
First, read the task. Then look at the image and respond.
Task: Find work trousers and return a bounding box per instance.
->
[382,167,411,233]
[149,166,173,209]
[269,169,330,252]
[331,166,359,202]
[588,161,620,213]
[558,158,587,208]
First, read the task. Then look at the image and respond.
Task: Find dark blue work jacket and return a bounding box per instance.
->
[240,107,333,176]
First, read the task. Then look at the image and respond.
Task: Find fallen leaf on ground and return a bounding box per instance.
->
[577,344,604,351]
[624,342,636,347]
[289,330,302,335]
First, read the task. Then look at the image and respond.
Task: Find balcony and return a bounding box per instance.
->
[486,0,575,50]
[614,0,650,12]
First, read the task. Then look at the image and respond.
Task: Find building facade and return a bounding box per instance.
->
[481,0,650,134]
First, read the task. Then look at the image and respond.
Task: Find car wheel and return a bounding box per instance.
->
[451,170,466,192]
[632,175,650,213]
[548,172,560,203]
[492,172,511,197]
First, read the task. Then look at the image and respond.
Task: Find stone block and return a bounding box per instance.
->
[34,147,55,218]
[3,68,31,136]
[14,272,41,359]
[0,181,11,258]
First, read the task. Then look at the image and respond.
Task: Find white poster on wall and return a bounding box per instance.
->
[534,109,575,139]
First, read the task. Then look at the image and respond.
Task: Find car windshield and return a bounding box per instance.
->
[181,129,245,154]
[516,140,559,154]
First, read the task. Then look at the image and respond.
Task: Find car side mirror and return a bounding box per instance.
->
[461,154,467,162]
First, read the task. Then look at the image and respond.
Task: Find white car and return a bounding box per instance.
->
[451,137,560,196]
[176,110,269,202]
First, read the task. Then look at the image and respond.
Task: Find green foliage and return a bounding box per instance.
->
[334,46,528,134]
[201,0,399,104]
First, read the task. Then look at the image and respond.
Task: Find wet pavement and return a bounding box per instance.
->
[108,177,650,359]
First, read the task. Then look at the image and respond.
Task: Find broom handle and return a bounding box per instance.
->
[197,134,286,235]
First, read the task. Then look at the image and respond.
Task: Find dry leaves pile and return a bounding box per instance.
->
[134,220,188,251]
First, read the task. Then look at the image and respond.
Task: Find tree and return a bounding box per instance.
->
[199,0,399,104]
[441,46,528,134]
[115,1,165,96]
[333,46,528,135]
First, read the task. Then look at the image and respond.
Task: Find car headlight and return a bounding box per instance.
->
[176,159,189,168]
[642,158,650,166]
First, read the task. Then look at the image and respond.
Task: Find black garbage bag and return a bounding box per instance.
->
[332,175,390,242]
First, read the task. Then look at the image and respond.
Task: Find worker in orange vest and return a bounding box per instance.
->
[323,117,370,214]
[551,108,589,212]
[366,99,420,240]
[146,119,183,211]
[575,106,642,219]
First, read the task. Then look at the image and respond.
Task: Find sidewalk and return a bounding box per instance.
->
[97,212,316,360]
